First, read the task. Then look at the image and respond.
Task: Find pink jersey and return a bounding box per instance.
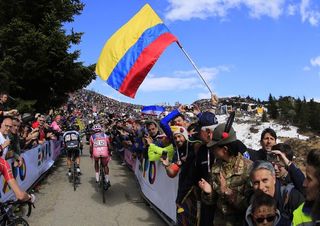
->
[90,133,110,158]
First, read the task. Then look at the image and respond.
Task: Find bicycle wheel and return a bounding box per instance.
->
[7,217,29,226]
[100,158,106,203]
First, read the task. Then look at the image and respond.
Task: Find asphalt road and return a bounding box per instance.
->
[27,145,166,226]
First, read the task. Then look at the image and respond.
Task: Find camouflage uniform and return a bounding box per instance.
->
[202,153,253,226]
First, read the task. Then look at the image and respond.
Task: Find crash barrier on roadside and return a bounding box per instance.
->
[0,139,62,201]
[118,148,199,224]
[120,148,178,223]
[124,148,136,170]
[133,155,178,224]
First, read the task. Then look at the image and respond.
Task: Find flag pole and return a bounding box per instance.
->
[176,41,213,95]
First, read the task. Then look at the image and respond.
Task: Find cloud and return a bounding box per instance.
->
[300,0,320,26]
[287,4,298,16]
[165,0,285,21]
[165,0,320,27]
[139,65,231,92]
[310,56,320,67]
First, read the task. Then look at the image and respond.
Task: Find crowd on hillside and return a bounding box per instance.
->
[1,89,319,226]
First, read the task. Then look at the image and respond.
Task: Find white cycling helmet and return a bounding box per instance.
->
[92,124,102,132]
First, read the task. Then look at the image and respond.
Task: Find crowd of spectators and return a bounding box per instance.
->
[74,89,317,226]
[1,89,319,226]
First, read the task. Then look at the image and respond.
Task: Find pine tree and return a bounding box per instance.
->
[267,94,279,119]
[308,99,320,131]
[278,96,295,122]
[298,97,310,130]
[0,0,95,112]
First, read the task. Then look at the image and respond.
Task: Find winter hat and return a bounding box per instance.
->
[171,126,189,141]
[207,123,237,148]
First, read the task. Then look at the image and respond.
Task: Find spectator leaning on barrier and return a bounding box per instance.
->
[249,161,304,226]
[292,149,320,226]
[8,117,23,166]
[36,115,46,144]
[0,117,13,158]
[145,120,162,141]
[198,123,253,226]
[269,143,305,193]
[131,119,145,157]
[160,125,200,221]
[31,113,41,129]
[21,124,39,150]
[51,115,62,133]
[245,128,277,161]
[0,119,35,203]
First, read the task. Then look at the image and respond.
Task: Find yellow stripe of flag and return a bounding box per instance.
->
[95,4,163,80]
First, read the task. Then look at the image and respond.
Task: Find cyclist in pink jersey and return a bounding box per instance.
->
[89,124,111,187]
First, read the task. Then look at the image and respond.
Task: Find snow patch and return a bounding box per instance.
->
[216,115,308,150]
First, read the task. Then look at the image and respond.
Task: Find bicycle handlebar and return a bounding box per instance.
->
[1,199,35,217]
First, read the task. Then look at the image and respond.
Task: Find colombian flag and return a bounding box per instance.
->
[95,4,177,98]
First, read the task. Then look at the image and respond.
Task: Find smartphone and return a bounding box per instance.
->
[161,151,168,160]
[267,153,279,162]
[185,105,194,111]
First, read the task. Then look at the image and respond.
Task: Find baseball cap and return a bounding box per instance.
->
[207,123,237,148]
[195,112,218,132]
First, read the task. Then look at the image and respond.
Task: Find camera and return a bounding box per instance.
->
[267,153,279,162]
[185,105,194,111]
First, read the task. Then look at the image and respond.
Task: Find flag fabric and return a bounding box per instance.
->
[141,105,165,116]
[95,4,177,98]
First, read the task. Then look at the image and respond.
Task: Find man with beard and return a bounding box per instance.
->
[161,126,201,225]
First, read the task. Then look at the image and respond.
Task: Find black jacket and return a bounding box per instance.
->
[245,148,267,161]
[274,179,305,226]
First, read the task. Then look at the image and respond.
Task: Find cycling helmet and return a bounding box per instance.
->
[92,124,102,132]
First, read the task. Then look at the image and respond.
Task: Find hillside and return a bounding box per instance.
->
[216,114,319,170]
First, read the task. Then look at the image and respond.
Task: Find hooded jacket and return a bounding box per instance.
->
[245,204,281,226]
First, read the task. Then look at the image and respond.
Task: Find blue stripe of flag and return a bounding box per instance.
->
[106,23,171,90]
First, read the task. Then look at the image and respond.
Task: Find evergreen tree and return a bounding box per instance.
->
[267,94,279,119]
[298,97,310,130]
[261,110,268,122]
[308,99,320,132]
[294,97,302,124]
[278,96,295,122]
[0,0,95,112]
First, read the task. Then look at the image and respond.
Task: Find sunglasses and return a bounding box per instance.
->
[255,215,276,223]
